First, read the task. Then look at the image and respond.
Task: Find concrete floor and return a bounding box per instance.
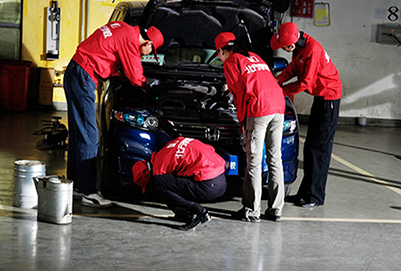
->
[1,110,401,271]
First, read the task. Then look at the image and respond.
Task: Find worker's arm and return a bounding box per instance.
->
[118,40,146,88]
[280,50,320,97]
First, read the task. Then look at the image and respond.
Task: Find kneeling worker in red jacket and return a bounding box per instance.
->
[132,137,227,230]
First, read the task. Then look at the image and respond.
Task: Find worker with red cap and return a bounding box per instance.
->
[64,21,164,208]
[270,22,342,208]
[214,32,286,222]
[132,137,227,231]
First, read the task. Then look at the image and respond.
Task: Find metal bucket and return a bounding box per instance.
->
[13,160,46,208]
[33,175,73,224]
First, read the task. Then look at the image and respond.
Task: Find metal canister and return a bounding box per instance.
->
[33,175,73,224]
[13,160,46,208]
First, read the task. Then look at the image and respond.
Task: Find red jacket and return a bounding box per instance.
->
[223,52,285,126]
[277,33,342,100]
[72,21,146,87]
[151,137,226,181]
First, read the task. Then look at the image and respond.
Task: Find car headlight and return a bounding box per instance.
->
[114,110,159,131]
[283,120,297,135]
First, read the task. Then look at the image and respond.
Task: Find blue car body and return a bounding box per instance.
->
[97,0,298,197]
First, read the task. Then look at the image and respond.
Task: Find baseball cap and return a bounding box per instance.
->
[142,26,164,58]
[132,160,151,193]
[270,22,299,50]
[211,32,236,58]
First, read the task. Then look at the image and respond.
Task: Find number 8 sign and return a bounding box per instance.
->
[388,6,399,22]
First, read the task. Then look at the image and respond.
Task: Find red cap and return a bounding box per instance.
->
[270,22,299,50]
[145,26,164,56]
[215,32,236,50]
[211,32,236,58]
[132,160,151,193]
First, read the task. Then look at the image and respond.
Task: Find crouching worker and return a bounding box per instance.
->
[131,137,227,231]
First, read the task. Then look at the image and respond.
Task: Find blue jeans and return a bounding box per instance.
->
[64,60,98,195]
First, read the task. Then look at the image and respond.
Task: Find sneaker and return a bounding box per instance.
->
[82,192,113,208]
[73,189,84,199]
[299,201,320,208]
[243,215,260,223]
[263,211,281,222]
[232,208,260,223]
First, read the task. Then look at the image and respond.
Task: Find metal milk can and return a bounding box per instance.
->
[33,175,73,224]
[13,160,46,208]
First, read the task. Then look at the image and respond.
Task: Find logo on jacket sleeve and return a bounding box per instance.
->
[100,25,113,39]
[324,51,331,63]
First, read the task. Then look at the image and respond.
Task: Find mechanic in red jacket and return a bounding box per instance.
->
[64,21,163,208]
[132,137,227,231]
[270,22,342,207]
[214,32,286,222]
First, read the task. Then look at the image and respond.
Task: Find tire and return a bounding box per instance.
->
[98,115,121,199]
[99,138,119,198]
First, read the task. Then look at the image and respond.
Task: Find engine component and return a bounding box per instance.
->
[33,116,68,150]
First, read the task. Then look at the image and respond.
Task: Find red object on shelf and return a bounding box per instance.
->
[0,60,33,112]
[291,0,314,18]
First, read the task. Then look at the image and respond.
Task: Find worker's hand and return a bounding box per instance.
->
[141,83,150,94]
[240,125,246,139]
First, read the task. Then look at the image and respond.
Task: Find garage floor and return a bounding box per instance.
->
[1,110,401,271]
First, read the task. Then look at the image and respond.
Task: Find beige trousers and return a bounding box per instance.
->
[242,114,285,217]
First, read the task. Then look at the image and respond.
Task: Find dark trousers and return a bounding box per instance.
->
[296,97,340,205]
[146,174,227,217]
[64,60,98,195]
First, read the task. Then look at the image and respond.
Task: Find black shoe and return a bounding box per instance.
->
[173,211,192,222]
[285,194,302,204]
[263,212,281,222]
[178,209,211,231]
[300,201,319,208]
[231,208,246,220]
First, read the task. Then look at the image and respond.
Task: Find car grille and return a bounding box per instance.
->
[168,120,242,144]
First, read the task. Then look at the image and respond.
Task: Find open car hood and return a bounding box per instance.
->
[139,0,274,65]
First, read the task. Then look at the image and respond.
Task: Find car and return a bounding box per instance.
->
[97,0,298,199]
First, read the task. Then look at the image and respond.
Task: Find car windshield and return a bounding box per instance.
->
[141,48,223,67]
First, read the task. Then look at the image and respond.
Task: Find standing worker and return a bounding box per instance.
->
[270,22,342,207]
[132,137,227,231]
[214,32,286,222]
[64,21,164,207]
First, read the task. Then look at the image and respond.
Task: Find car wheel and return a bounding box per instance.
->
[99,146,115,198]
[98,117,121,199]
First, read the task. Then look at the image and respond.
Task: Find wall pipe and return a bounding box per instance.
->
[86,0,90,39]
[80,0,84,42]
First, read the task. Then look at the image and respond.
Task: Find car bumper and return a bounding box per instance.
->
[108,122,298,185]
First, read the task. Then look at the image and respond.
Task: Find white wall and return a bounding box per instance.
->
[277,0,401,121]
